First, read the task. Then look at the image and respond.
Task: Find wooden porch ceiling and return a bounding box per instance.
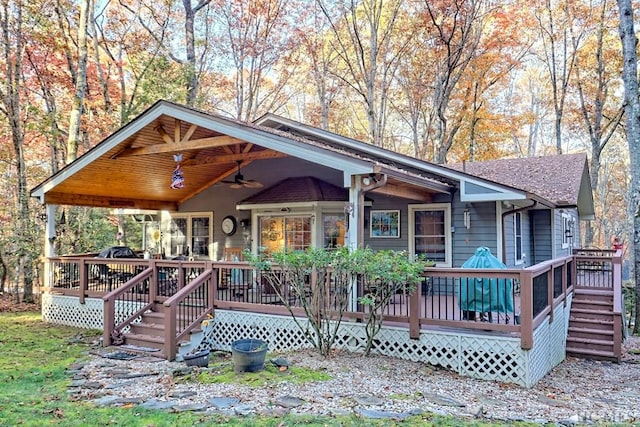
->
[43,115,288,210]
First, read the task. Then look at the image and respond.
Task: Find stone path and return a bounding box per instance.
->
[65,344,640,425]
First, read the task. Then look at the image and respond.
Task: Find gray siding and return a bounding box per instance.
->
[553,208,579,257]
[531,210,552,264]
[451,200,498,267]
[363,195,409,251]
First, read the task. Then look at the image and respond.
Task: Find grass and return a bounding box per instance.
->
[0,310,539,427]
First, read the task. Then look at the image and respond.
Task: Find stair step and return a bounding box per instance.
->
[570,308,614,321]
[130,322,165,337]
[567,328,613,341]
[566,336,614,346]
[566,346,618,361]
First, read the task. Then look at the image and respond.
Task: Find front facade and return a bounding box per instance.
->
[30,101,601,387]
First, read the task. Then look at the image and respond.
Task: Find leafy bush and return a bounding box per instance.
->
[247,247,431,357]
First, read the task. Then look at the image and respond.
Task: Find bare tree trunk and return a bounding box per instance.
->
[616,0,640,334]
[66,0,90,163]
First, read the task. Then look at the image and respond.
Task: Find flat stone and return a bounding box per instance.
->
[104,380,135,390]
[91,396,122,407]
[209,396,240,409]
[330,408,352,416]
[422,393,465,407]
[172,403,208,412]
[140,399,176,410]
[168,390,196,399]
[275,395,305,408]
[113,372,157,380]
[356,408,413,419]
[353,394,384,406]
[113,397,145,405]
[234,403,256,415]
[537,395,571,408]
[74,380,103,389]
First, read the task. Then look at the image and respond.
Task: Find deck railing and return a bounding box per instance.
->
[45,250,618,352]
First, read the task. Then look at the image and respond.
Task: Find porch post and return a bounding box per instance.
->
[43,204,57,289]
[347,176,363,311]
[347,176,362,251]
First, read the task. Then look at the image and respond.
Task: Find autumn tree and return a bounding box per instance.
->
[569,0,624,247]
[207,0,301,121]
[0,0,36,302]
[616,0,640,333]
[315,0,411,147]
[422,0,484,163]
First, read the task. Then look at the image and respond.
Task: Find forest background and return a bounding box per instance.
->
[0,0,636,328]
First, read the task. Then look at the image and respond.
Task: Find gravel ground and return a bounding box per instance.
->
[73,335,640,425]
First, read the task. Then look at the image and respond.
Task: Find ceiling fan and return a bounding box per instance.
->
[221,161,264,189]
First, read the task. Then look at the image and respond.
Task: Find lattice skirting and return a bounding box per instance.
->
[42,294,143,331]
[42,294,572,387]
[203,300,572,388]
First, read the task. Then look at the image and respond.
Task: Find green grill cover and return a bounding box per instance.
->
[458,247,514,313]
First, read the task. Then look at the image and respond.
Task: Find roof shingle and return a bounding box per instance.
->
[446,153,588,206]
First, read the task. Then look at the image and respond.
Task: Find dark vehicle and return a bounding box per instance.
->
[92,246,141,289]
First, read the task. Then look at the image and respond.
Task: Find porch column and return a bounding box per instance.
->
[347,176,364,311]
[346,175,363,251]
[44,204,57,288]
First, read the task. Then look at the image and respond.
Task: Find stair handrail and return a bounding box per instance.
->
[102,267,154,346]
[162,267,216,360]
[612,249,623,361]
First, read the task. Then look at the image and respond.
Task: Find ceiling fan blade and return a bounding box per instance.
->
[229,182,243,189]
[243,180,264,188]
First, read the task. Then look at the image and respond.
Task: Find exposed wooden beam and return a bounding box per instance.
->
[370,183,433,202]
[181,149,288,166]
[181,124,197,143]
[44,193,178,211]
[115,135,245,158]
[155,125,173,144]
[174,119,180,143]
[178,160,256,204]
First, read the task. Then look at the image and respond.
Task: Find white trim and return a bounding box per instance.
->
[495,201,503,262]
[161,211,214,260]
[408,203,452,267]
[514,212,524,265]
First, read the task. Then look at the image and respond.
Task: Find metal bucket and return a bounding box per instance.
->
[231,339,268,372]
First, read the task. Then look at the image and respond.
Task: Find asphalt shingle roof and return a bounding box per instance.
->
[446,153,588,206]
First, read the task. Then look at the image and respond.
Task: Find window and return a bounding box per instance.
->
[323,213,346,249]
[409,204,451,267]
[259,215,312,254]
[370,210,400,238]
[514,212,523,264]
[167,213,212,259]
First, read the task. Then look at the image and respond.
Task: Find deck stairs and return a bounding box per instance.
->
[119,301,204,360]
[566,288,620,362]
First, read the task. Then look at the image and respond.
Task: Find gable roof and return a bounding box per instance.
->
[446,153,595,219]
[29,100,593,217]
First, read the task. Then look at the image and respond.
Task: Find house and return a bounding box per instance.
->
[30,100,621,387]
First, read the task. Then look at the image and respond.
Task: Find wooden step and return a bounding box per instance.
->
[130,321,165,338]
[566,336,614,353]
[570,308,614,321]
[123,333,164,351]
[571,298,613,308]
[567,326,613,340]
[566,346,618,362]
[571,301,613,312]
